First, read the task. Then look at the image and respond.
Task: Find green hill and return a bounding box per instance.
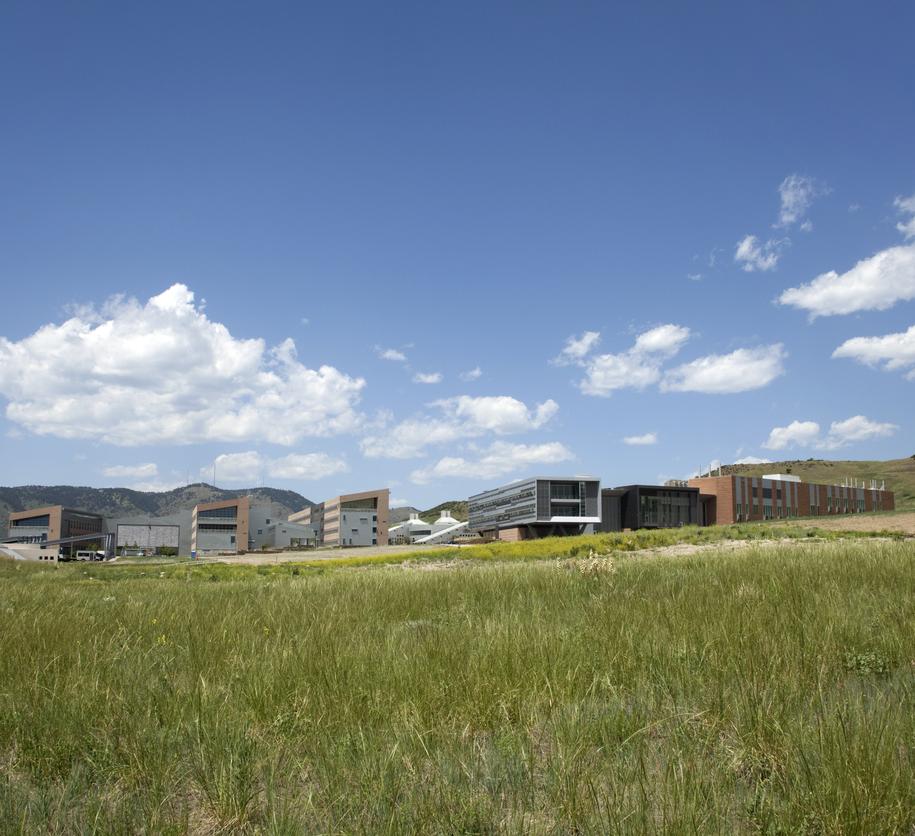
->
[722,457,915,510]
[418,500,468,523]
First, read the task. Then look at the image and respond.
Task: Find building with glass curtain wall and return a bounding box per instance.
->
[599,485,700,532]
[468,477,600,540]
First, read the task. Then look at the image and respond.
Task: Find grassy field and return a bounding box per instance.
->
[1,537,913,833]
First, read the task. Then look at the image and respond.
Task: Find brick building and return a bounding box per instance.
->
[688,473,894,525]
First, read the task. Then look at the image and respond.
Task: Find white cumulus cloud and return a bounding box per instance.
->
[819,415,898,450]
[776,174,820,228]
[832,324,915,380]
[623,432,658,446]
[102,462,158,479]
[578,324,691,397]
[0,284,365,446]
[130,478,187,493]
[735,234,787,272]
[205,450,348,483]
[895,194,915,239]
[459,367,482,381]
[553,331,601,365]
[779,196,915,317]
[267,452,349,480]
[377,347,407,362]
[410,441,574,484]
[413,371,443,384]
[778,244,915,317]
[733,456,773,465]
[762,420,822,451]
[361,395,559,459]
[661,344,786,394]
[762,415,897,451]
[205,451,263,483]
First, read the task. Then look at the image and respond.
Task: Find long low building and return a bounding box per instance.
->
[688,473,895,524]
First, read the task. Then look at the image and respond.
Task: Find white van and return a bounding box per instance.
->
[75,550,105,562]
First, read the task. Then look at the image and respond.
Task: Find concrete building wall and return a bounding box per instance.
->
[110,510,193,555]
[7,506,105,556]
[288,489,389,547]
[192,497,250,554]
[7,505,60,542]
[248,504,289,550]
[263,521,317,549]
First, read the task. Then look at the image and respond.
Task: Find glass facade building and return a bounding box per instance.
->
[468,477,600,540]
[600,485,700,532]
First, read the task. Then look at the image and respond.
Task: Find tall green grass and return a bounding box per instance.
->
[0,540,912,833]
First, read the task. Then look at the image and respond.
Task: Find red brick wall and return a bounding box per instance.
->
[688,476,735,524]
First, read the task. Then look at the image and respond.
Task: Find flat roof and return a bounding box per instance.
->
[469,476,600,500]
[9,505,104,520]
[610,484,700,493]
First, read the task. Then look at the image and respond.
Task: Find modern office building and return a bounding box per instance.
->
[288,488,389,547]
[468,477,600,540]
[599,485,700,532]
[191,497,249,555]
[191,498,311,554]
[6,505,105,557]
[688,473,895,525]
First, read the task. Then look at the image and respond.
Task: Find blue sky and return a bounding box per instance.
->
[1,2,913,507]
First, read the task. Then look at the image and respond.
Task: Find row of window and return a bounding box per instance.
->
[735,503,798,521]
[11,515,50,527]
[736,496,871,520]
[470,487,536,512]
[198,507,239,519]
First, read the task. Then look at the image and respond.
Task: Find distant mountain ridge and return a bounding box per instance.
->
[0,483,313,533]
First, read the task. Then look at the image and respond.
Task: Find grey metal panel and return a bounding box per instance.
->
[468,478,538,530]
[536,481,551,519]
[600,492,622,532]
[585,481,599,517]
